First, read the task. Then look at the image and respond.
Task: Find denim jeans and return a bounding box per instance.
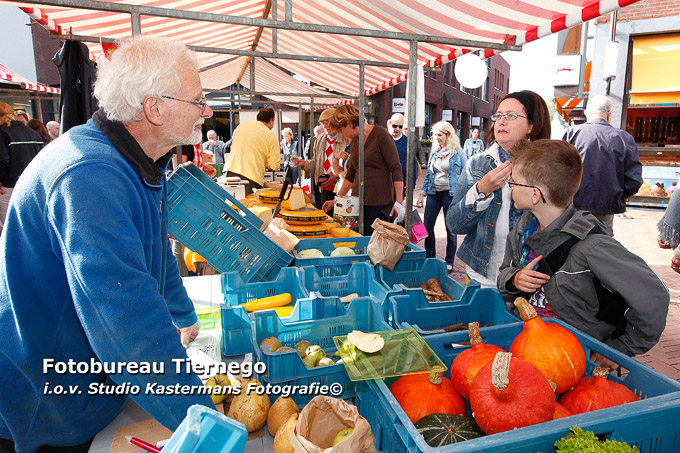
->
[424,190,456,265]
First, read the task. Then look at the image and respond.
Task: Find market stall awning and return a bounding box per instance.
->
[4,0,642,98]
[630,33,680,107]
[200,56,340,107]
[0,62,60,94]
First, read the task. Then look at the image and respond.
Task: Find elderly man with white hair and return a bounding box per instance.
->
[387,112,420,195]
[46,120,60,140]
[202,129,227,163]
[561,95,642,229]
[0,36,215,452]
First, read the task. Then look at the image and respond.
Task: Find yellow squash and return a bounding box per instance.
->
[240,293,293,312]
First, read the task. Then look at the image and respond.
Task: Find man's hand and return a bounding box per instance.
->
[658,237,671,249]
[291,157,305,167]
[322,200,334,212]
[179,321,201,348]
[0,183,4,195]
[320,174,337,188]
[512,255,550,293]
[202,165,217,178]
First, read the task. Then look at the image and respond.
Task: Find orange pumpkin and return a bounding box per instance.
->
[559,367,639,414]
[470,352,555,435]
[390,371,466,424]
[553,402,572,420]
[450,322,504,400]
[509,298,586,393]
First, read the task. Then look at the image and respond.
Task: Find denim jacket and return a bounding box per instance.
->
[446,144,502,276]
[421,148,466,196]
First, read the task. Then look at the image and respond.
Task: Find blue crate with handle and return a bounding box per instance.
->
[167,162,292,283]
[294,236,425,277]
[377,258,480,303]
[221,267,326,356]
[354,319,680,452]
[162,404,247,453]
[389,288,519,334]
[250,297,392,406]
[299,262,401,321]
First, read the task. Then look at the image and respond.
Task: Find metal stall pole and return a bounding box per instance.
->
[405,40,418,235]
[309,96,315,160]
[359,63,365,235]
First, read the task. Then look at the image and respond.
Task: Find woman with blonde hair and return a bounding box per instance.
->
[416,121,466,272]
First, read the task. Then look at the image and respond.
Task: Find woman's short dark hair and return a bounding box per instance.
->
[256,107,275,123]
[486,90,551,146]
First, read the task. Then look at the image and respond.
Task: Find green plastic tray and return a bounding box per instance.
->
[332,328,446,381]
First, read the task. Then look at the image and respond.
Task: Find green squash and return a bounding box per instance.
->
[415,413,484,447]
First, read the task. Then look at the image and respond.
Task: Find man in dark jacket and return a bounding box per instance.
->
[561,95,642,229]
[0,103,44,229]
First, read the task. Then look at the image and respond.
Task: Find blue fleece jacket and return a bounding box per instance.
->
[0,118,214,452]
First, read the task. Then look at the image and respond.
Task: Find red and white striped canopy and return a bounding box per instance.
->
[200,56,336,107]
[0,62,60,94]
[6,0,641,98]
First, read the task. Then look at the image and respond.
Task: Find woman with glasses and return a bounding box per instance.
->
[447,90,550,288]
[416,121,466,273]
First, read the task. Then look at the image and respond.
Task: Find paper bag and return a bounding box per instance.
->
[367,219,410,271]
[290,396,377,453]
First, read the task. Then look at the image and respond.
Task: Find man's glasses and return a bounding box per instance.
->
[161,95,209,115]
[508,177,547,203]
[391,124,404,129]
[490,112,528,122]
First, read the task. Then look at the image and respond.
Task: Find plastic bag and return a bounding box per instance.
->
[367,218,410,271]
[410,209,428,243]
[291,396,377,453]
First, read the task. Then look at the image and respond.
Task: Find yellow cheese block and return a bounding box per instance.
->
[286,223,329,237]
[280,189,306,211]
[279,206,328,225]
[247,205,273,221]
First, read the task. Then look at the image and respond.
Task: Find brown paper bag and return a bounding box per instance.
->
[290,396,377,453]
[367,219,410,271]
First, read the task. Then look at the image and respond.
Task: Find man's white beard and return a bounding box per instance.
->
[168,119,203,146]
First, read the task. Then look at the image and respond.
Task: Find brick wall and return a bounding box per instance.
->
[598,0,680,23]
[31,20,61,86]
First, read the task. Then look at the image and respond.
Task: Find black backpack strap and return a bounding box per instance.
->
[522,227,629,340]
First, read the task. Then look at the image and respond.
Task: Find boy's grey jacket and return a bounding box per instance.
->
[497,206,669,357]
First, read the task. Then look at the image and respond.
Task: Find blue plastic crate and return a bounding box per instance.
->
[355,319,680,452]
[250,297,393,406]
[221,267,319,356]
[167,162,293,282]
[293,236,425,277]
[389,288,519,334]
[162,404,247,453]
[300,262,401,321]
[377,258,480,303]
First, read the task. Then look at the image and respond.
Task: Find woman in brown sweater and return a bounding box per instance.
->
[323,105,404,235]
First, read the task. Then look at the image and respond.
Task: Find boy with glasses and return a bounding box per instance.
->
[497,139,668,365]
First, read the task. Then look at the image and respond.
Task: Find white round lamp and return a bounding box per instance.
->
[454,53,488,89]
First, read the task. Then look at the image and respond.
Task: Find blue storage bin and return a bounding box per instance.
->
[389,288,519,334]
[294,236,425,277]
[250,297,392,406]
[300,262,400,320]
[377,258,479,303]
[167,162,293,283]
[162,404,247,453]
[355,319,680,452]
[221,267,317,356]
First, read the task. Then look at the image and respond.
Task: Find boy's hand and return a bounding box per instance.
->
[512,255,550,293]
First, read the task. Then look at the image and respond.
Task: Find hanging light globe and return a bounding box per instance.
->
[454,53,488,89]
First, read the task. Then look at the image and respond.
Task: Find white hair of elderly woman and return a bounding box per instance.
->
[94,36,199,124]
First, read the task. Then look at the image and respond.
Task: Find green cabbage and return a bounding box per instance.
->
[330,247,356,257]
[297,248,324,258]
